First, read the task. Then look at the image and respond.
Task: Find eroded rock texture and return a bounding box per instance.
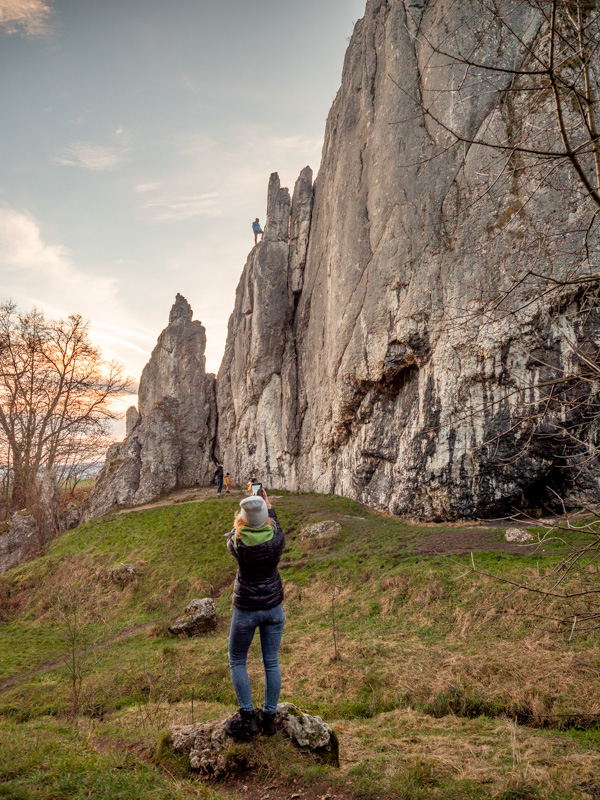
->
[171,703,338,778]
[216,0,600,518]
[84,295,216,519]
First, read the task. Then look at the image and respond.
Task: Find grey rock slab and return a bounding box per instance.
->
[60,503,81,532]
[169,598,217,636]
[0,512,41,573]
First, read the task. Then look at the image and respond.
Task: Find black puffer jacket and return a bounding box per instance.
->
[227,509,285,611]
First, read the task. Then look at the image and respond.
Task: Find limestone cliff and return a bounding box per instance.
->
[83,295,216,519]
[87,0,600,522]
[216,0,600,518]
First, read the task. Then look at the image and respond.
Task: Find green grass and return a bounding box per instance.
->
[0,492,599,799]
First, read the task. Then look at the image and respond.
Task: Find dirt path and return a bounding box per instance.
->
[118,487,247,515]
[0,622,154,694]
[413,527,541,556]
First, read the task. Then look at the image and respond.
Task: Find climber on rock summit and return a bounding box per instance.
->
[252,218,263,244]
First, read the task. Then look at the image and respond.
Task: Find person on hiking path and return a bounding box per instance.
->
[224,489,285,739]
[214,464,224,496]
[252,218,263,244]
[225,473,232,493]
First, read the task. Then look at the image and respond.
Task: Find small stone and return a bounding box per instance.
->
[505,528,534,543]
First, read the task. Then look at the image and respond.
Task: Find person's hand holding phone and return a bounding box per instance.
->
[262,488,271,509]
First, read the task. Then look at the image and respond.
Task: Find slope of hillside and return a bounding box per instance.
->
[0,493,599,799]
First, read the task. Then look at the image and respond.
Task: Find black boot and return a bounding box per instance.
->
[225,708,258,740]
[256,709,277,737]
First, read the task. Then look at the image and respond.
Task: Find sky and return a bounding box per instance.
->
[0,0,366,424]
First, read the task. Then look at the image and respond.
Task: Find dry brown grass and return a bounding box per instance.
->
[278,576,600,730]
[340,708,600,797]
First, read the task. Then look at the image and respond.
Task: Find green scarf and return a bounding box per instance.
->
[234,524,274,549]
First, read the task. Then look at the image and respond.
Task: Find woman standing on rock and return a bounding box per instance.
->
[225,489,285,739]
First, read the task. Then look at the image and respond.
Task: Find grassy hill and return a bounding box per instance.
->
[0,492,599,800]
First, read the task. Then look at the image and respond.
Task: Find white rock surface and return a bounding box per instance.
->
[505,528,534,543]
[299,521,342,541]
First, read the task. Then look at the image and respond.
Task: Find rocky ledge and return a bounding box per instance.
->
[171,703,339,779]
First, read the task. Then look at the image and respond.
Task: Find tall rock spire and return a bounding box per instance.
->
[83,296,216,519]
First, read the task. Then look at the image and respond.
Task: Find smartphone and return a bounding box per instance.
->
[251,482,263,496]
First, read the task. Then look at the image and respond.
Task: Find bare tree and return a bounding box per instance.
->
[0,301,129,514]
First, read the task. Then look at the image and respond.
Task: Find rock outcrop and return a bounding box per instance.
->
[171,703,339,778]
[0,469,61,573]
[85,0,600,522]
[83,295,216,519]
[215,0,600,519]
[216,172,310,488]
[0,512,41,573]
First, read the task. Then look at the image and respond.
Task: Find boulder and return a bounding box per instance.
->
[168,598,217,636]
[505,528,534,543]
[34,468,59,535]
[108,563,138,586]
[171,703,339,778]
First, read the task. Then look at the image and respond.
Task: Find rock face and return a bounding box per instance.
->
[85,0,600,522]
[0,469,61,573]
[0,512,41,573]
[171,703,338,778]
[215,0,600,519]
[83,295,216,519]
[217,172,311,488]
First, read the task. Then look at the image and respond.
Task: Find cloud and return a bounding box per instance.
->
[0,206,118,308]
[135,182,161,194]
[0,0,54,37]
[271,135,324,152]
[55,141,128,171]
[141,192,221,221]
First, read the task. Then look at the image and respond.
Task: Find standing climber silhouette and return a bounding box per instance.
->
[252,218,263,245]
[214,464,224,496]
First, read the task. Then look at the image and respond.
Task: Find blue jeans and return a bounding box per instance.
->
[228,604,285,714]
